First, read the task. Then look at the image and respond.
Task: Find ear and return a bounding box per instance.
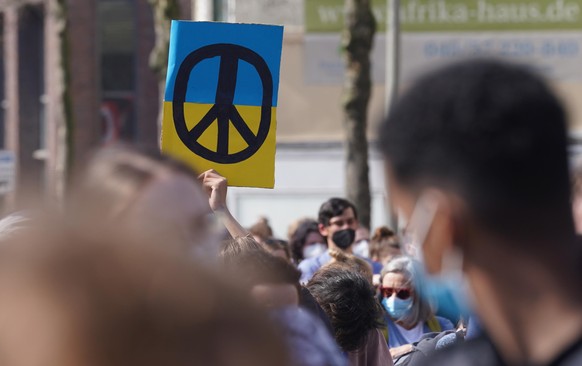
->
[421,190,457,275]
[318,223,329,237]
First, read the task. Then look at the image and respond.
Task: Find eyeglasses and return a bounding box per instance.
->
[380,287,412,300]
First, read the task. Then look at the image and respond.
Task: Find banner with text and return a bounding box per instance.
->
[304,0,582,84]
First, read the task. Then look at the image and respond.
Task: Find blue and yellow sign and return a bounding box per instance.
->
[161,21,284,188]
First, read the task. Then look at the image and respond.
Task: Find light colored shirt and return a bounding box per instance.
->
[394,322,425,345]
[298,250,383,285]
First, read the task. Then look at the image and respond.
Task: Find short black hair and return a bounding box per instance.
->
[307,267,382,352]
[380,59,572,239]
[318,198,358,227]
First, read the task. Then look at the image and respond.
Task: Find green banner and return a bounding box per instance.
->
[305,0,582,32]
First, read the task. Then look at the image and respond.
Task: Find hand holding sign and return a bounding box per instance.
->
[161,21,284,188]
[198,169,228,212]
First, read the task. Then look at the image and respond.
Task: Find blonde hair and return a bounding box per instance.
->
[326,249,373,285]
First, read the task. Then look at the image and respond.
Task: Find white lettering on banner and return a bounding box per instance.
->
[398,0,581,25]
[304,32,582,84]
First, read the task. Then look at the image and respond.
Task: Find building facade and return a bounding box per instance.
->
[0,0,194,211]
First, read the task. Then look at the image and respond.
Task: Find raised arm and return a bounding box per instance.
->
[198,169,249,239]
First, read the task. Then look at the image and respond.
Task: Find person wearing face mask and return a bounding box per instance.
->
[379,59,582,366]
[353,226,371,259]
[379,256,453,358]
[289,219,327,264]
[298,198,380,284]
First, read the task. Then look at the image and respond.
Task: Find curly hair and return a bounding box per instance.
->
[307,267,382,352]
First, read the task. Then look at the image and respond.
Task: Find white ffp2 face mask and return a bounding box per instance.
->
[303,243,327,259]
[353,240,370,258]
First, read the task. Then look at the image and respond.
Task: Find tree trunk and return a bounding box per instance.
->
[342,0,376,230]
[53,0,72,206]
[148,0,180,144]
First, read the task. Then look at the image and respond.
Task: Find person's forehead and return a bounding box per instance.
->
[382,272,407,285]
[331,207,356,220]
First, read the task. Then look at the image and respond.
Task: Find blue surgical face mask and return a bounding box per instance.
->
[401,194,472,321]
[382,296,413,320]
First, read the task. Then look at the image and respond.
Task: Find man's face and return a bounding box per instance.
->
[385,162,452,275]
[319,207,359,249]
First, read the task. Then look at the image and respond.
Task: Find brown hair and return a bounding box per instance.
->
[227,249,301,292]
[0,227,290,366]
[369,226,400,263]
[249,217,273,243]
[262,238,292,261]
[220,235,264,265]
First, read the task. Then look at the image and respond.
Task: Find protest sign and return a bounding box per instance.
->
[162,21,284,188]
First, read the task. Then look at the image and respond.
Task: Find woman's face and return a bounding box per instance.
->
[381,272,415,302]
[304,231,325,247]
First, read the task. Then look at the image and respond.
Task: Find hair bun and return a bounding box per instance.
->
[372,226,395,241]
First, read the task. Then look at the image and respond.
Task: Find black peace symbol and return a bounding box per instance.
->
[172,43,273,164]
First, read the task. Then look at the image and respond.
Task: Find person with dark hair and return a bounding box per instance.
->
[298,198,382,283]
[289,219,327,263]
[379,59,582,365]
[297,198,360,283]
[225,249,345,366]
[307,266,392,366]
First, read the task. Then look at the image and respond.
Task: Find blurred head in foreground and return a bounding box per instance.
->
[224,247,301,310]
[380,59,574,273]
[379,59,582,363]
[70,145,216,256]
[0,227,289,366]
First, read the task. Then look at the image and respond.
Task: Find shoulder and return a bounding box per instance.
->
[436,316,455,331]
[298,252,331,284]
[298,252,329,271]
[297,256,318,272]
[415,335,503,366]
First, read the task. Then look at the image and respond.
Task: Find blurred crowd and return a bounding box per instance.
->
[1,59,582,366]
